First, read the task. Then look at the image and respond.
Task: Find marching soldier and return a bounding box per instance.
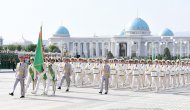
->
[99,59,110,94]
[92,59,101,86]
[9,54,28,98]
[131,59,141,90]
[144,60,152,88]
[150,59,159,92]
[125,60,133,87]
[25,57,37,93]
[31,58,49,95]
[58,59,72,92]
[117,59,126,87]
[85,59,93,85]
[74,58,83,86]
[110,59,118,88]
[158,60,166,90]
[45,59,58,96]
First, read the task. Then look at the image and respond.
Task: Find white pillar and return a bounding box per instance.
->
[180,41,182,58]
[102,42,104,57]
[138,41,140,56]
[144,42,148,57]
[172,42,175,56]
[96,42,99,57]
[187,41,190,56]
[115,43,119,58]
[77,42,80,55]
[72,42,75,56]
[108,42,111,52]
[90,42,93,58]
[83,42,87,58]
[127,42,131,57]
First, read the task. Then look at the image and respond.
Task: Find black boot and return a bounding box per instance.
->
[57,87,61,90]
[99,92,102,94]
[104,92,108,94]
[9,92,14,96]
[20,96,25,98]
[66,89,69,92]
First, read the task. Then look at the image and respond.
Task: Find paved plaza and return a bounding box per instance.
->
[1,70,190,110]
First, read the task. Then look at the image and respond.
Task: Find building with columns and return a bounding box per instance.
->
[49,17,190,58]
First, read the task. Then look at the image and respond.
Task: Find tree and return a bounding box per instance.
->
[15,45,22,51]
[44,48,49,53]
[7,45,16,51]
[107,51,114,59]
[26,44,37,52]
[0,46,3,50]
[163,47,171,60]
[48,45,60,53]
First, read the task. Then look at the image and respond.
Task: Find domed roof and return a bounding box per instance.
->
[55,26,70,37]
[160,28,174,36]
[127,18,150,31]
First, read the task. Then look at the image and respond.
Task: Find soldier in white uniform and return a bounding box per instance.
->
[58,59,72,92]
[99,59,110,94]
[150,60,159,92]
[144,60,153,88]
[56,59,63,85]
[31,58,49,95]
[75,58,84,86]
[92,59,101,86]
[158,60,166,90]
[110,59,118,88]
[117,59,126,88]
[9,55,28,98]
[45,59,58,96]
[125,60,133,87]
[131,59,141,90]
[84,59,93,85]
[25,57,37,93]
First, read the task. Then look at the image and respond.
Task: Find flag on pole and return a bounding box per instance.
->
[34,26,44,73]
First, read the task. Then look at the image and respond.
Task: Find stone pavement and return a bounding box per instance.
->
[1,69,190,110]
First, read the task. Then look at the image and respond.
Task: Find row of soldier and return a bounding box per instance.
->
[9,55,190,98]
[9,56,111,98]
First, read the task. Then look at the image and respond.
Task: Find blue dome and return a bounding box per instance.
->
[128,18,150,31]
[55,26,70,37]
[160,28,174,36]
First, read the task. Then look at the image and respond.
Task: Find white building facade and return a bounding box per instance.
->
[49,18,190,58]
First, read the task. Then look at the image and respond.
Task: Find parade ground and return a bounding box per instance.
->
[1,70,190,110]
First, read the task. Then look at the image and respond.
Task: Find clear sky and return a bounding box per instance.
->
[0,0,190,44]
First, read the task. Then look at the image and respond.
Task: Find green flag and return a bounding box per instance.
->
[34,26,44,73]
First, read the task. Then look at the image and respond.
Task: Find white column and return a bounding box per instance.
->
[72,42,75,56]
[90,42,93,58]
[115,43,119,58]
[144,42,147,57]
[180,41,182,58]
[83,42,87,58]
[110,42,113,54]
[137,41,140,56]
[166,42,168,47]
[67,42,69,51]
[172,42,175,56]
[96,42,99,57]
[102,42,105,57]
[127,42,131,57]
[187,41,189,56]
[77,42,80,55]
[108,42,111,52]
